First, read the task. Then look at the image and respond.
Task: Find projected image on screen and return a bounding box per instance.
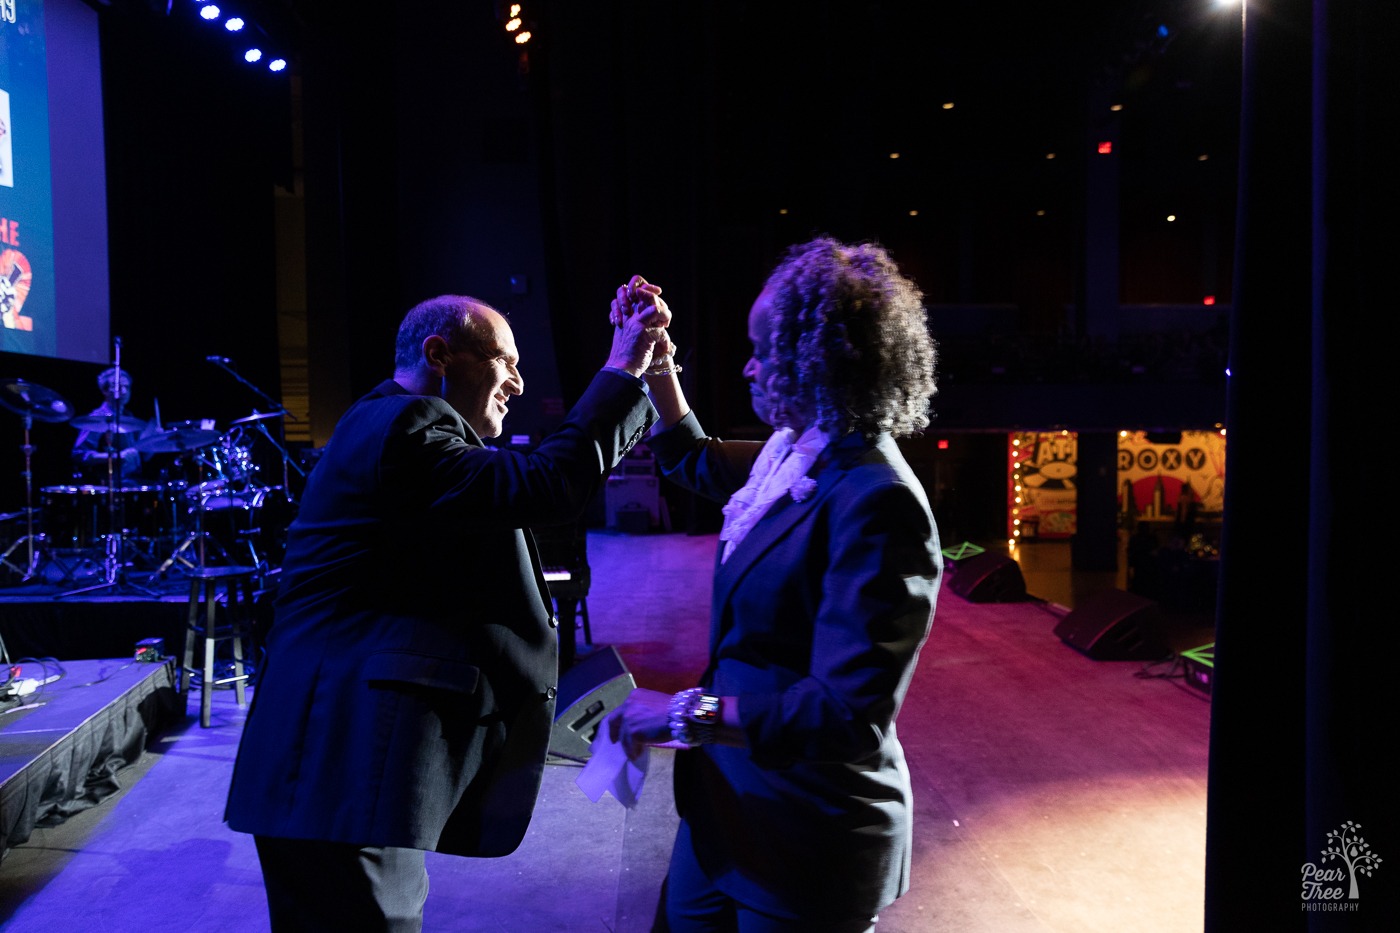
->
[0,0,112,364]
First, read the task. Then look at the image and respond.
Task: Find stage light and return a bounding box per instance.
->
[1203,295,1216,306]
[1097,141,1113,155]
[1110,103,1124,112]
[515,31,531,44]
[889,152,900,159]
[185,2,290,76]
[778,208,788,215]
[908,210,919,217]
[1167,214,1177,222]
[1045,152,1056,159]
[941,102,954,110]
[506,17,522,31]
[510,3,521,14]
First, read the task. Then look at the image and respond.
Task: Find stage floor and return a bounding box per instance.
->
[0,532,1210,932]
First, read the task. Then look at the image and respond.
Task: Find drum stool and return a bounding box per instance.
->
[180,565,258,727]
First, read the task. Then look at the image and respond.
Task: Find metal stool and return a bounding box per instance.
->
[181,565,257,727]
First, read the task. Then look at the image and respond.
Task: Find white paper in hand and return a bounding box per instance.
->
[575,725,649,808]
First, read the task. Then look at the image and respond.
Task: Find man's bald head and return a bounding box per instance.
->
[393,295,499,371]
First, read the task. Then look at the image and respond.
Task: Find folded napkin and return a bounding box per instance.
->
[576,726,649,808]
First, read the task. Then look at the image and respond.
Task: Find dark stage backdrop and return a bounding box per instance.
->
[1207,2,1397,931]
[0,7,287,512]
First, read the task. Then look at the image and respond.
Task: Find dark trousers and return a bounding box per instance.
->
[254,835,429,933]
[656,821,879,933]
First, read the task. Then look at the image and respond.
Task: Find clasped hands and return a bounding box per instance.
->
[606,275,675,378]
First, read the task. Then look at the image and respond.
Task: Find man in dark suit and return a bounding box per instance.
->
[608,240,941,932]
[226,291,669,931]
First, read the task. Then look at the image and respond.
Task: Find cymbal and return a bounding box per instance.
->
[0,380,74,423]
[135,426,222,453]
[230,410,284,425]
[70,413,148,433]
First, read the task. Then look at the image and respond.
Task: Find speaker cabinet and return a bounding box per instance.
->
[548,645,636,763]
[947,552,1027,602]
[1053,588,1169,661]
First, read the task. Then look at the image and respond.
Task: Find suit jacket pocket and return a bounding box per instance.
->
[362,650,481,695]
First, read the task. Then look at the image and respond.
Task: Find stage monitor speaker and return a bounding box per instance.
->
[548,645,636,763]
[947,552,1027,602]
[1053,588,1169,661]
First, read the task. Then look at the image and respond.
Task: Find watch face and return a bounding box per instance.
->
[690,695,721,722]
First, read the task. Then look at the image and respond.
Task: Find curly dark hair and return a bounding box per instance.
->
[760,238,937,438]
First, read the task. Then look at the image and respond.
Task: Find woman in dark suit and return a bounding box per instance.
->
[609,239,942,933]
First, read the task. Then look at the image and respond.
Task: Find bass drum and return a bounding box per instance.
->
[196,486,297,569]
[40,484,175,551]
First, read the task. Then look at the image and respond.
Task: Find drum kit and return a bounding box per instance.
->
[0,376,300,591]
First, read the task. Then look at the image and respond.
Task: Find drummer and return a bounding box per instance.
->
[71,367,160,484]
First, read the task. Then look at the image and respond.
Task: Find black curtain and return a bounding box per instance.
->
[1207,2,1396,930]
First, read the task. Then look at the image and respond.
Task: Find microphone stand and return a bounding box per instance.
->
[209,356,304,561]
[207,357,293,422]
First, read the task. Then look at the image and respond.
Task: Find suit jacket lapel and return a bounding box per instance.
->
[708,432,874,660]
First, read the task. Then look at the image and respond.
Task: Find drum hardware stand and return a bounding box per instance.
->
[151,432,237,577]
[213,360,302,580]
[0,380,75,584]
[0,413,46,581]
[58,340,160,599]
[158,491,234,575]
[245,415,306,492]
